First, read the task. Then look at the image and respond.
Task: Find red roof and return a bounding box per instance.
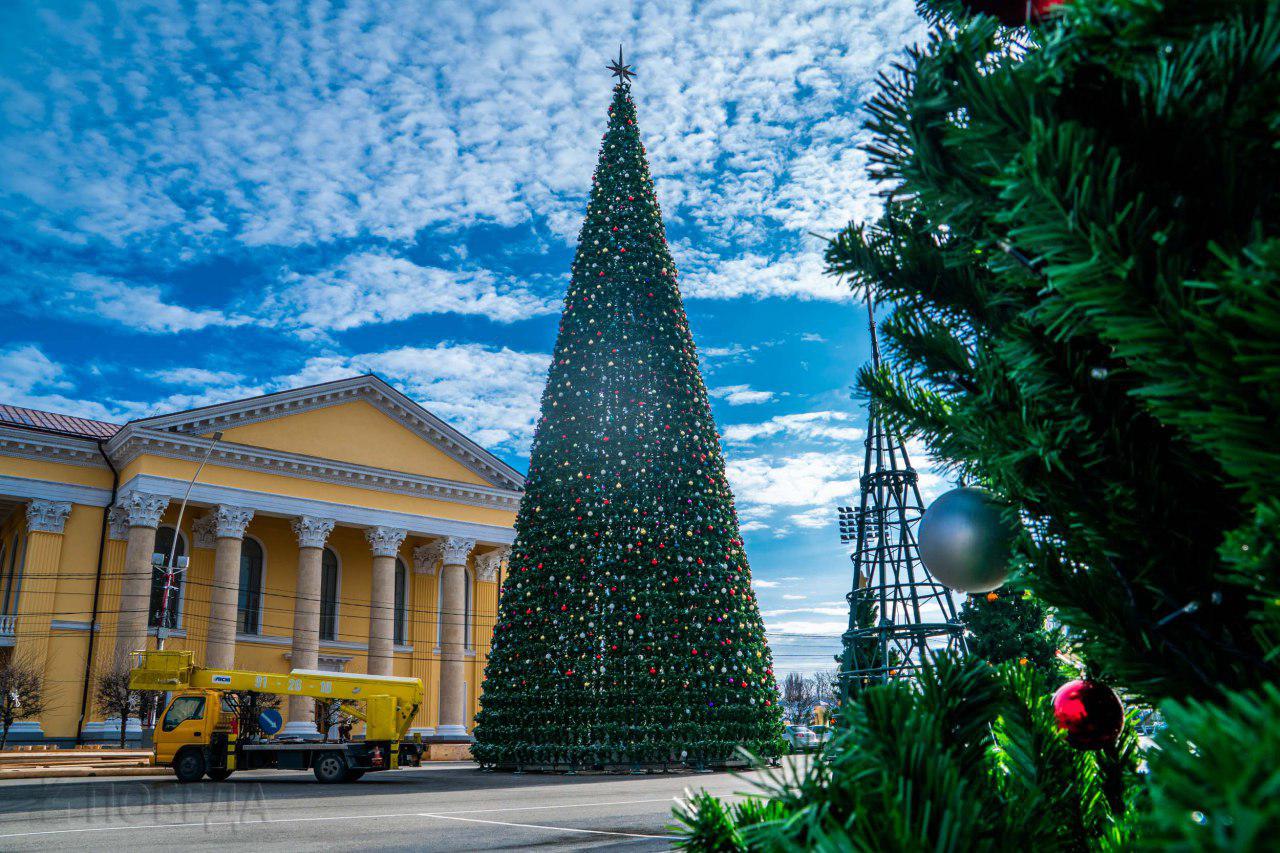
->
[0,404,121,440]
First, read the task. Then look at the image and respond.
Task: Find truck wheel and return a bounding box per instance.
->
[173,749,206,784]
[342,769,365,782]
[313,752,348,784]
[206,769,233,782]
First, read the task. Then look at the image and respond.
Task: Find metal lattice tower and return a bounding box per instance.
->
[837,299,965,694]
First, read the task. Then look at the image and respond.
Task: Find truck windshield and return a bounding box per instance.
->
[162,696,206,731]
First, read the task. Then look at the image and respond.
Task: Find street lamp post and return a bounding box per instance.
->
[154,431,223,650]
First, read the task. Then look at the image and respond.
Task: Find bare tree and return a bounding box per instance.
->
[780,672,817,724]
[229,690,282,741]
[94,661,161,748]
[810,669,840,707]
[315,698,353,741]
[0,656,46,751]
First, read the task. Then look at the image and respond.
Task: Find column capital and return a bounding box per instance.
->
[365,526,408,559]
[115,491,170,530]
[291,516,336,550]
[413,542,442,575]
[107,505,130,540]
[192,514,218,549]
[475,547,509,582]
[213,505,254,540]
[26,499,72,534]
[441,536,476,566]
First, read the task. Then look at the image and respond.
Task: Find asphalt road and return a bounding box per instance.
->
[0,761,778,851]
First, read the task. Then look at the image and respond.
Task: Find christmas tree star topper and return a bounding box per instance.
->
[606,44,635,82]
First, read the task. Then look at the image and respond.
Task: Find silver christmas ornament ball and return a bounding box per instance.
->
[918,487,1014,593]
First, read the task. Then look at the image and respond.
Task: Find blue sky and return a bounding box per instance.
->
[0,0,946,678]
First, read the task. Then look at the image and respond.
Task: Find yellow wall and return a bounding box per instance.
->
[217,400,492,487]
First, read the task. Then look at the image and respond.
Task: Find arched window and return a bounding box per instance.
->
[148,526,186,629]
[393,558,407,646]
[238,537,265,634]
[319,547,339,641]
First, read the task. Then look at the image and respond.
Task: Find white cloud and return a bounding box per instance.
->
[726,451,861,535]
[680,246,850,302]
[261,252,558,334]
[763,606,849,618]
[723,410,864,444]
[781,594,807,601]
[790,506,834,529]
[709,384,776,405]
[62,274,249,334]
[2,0,924,305]
[147,368,245,387]
[0,344,123,422]
[701,344,750,360]
[752,579,781,588]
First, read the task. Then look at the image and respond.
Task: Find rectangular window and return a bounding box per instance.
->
[393,560,406,645]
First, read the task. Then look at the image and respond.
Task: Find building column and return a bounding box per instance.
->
[202,506,254,670]
[436,536,475,739]
[471,547,508,723]
[282,516,335,738]
[112,492,170,666]
[408,542,441,737]
[8,500,73,741]
[81,509,139,743]
[364,526,408,676]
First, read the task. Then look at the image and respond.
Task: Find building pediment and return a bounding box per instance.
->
[119,375,524,492]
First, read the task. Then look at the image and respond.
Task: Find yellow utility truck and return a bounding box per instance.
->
[130,650,425,783]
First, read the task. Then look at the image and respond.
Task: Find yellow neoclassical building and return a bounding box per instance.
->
[0,375,522,744]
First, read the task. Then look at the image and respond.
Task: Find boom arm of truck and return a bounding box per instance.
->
[130,650,422,742]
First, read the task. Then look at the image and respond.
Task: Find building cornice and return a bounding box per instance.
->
[0,425,107,471]
[107,428,522,512]
[0,474,113,508]
[123,376,525,491]
[122,473,517,546]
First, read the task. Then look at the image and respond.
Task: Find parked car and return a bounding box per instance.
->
[782,724,821,752]
[809,724,833,746]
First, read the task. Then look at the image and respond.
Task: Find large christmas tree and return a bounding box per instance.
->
[473,56,784,771]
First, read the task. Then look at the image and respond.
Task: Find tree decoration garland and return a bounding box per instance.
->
[472,70,784,771]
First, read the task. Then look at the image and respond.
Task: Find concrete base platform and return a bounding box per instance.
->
[424,742,472,761]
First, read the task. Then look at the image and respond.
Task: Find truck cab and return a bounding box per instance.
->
[155,689,231,766]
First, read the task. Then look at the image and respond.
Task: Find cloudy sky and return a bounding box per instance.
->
[0,0,945,678]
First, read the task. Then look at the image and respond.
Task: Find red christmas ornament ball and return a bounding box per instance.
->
[1052,679,1124,750]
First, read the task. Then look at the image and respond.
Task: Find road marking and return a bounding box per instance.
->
[0,796,693,840]
[418,812,674,839]
[0,811,429,840]
[429,796,677,815]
